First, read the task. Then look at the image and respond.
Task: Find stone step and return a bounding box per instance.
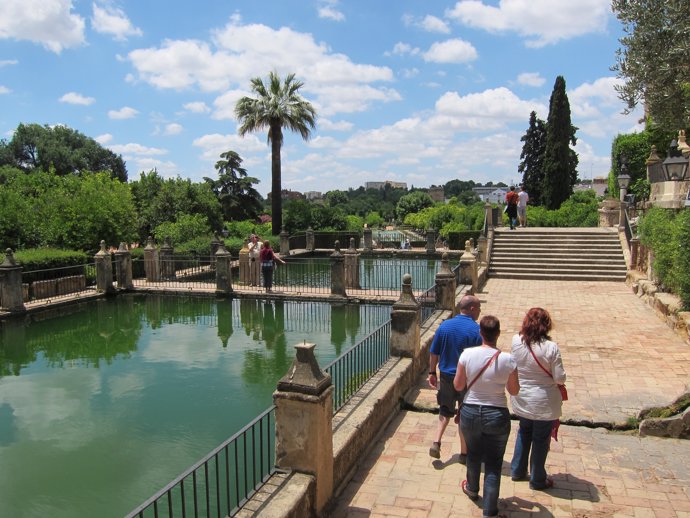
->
[487,270,626,281]
[490,260,626,270]
[492,246,624,255]
[493,237,620,244]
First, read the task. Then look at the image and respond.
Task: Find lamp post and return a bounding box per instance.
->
[618,155,631,231]
[661,139,689,181]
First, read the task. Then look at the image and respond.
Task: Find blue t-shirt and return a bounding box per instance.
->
[430,314,482,376]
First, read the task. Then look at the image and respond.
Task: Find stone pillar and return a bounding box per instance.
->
[425,229,436,254]
[159,237,176,281]
[435,252,456,314]
[306,227,315,252]
[363,227,373,252]
[239,239,250,285]
[330,241,346,297]
[143,236,160,282]
[280,227,290,255]
[215,245,233,294]
[114,242,134,290]
[485,201,493,228]
[0,249,26,312]
[94,241,115,294]
[273,343,333,514]
[343,237,361,289]
[477,235,487,264]
[210,233,222,269]
[390,273,420,359]
[459,240,478,294]
[618,200,628,232]
[630,237,639,271]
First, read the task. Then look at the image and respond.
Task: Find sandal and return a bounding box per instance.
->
[461,480,479,501]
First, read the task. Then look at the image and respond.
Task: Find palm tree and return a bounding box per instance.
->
[235,71,317,235]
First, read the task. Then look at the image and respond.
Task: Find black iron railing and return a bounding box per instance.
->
[272,258,331,293]
[324,320,391,413]
[125,406,276,518]
[22,263,96,303]
[419,285,436,323]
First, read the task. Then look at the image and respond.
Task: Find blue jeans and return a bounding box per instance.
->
[460,404,511,518]
[510,417,554,488]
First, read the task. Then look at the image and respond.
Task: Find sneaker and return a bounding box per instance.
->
[429,441,441,459]
[458,453,467,465]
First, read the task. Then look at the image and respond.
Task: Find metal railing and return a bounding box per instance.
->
[126,406,276,518]
[139,256,217,290]
[272,258,331,293]
[623,207,635,249]
[324,320,391,413]
[419,285,436,323]
[22,263,97,303]
[359,258,439,296]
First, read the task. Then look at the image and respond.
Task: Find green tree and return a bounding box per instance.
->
[443,179,476,198]
[518,111,547,205]
[0,123,127,181]
[395,191,434,221]
[542,76,579,210]
[235,71,317,235]
[325,190,348,207]
[204,150,262,222]
[612,1,690,129]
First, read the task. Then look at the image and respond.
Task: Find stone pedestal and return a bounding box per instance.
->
[459,240,478,294]
[330,241,346,297]
[477,235,487,264]
[435,252,456,314]
[94,241,115,294]
[0,249,25,312]
[114,242,133,290]
[239,240,250,285]
[273,343,333,514]
[425,230,436,254]
[485,201,493,228]
[390,273,420,359]
[598,199,620,227]
[363,228,373,252]
[143,236,160,282]
[343,237,361,289]
[215,245,233,294]
[210,234,221,269]
[306,227,315,252]
[159,237,176,281]
[280,227,290,255]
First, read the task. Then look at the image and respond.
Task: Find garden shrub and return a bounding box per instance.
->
[13,248,89,270]
[153,213,211,245]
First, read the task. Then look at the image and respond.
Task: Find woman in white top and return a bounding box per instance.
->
[509,307,566,490]
[247,234,262,286]
[454,315,519,518]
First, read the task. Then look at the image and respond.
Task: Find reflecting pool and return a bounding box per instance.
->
[0,295,391,518]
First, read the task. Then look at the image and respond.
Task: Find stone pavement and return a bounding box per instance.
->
[330,279,690,517]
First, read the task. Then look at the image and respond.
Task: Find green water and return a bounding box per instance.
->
[0,295,391,518]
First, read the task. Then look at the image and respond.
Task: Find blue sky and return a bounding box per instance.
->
[0,0,643,197]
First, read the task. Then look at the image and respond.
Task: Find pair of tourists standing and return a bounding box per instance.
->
[429,305,566,518]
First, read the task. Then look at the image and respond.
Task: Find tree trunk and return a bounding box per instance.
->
[271,125,283,235]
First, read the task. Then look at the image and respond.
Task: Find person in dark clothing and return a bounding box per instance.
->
[505,186,519,230]
[259,241,285,292]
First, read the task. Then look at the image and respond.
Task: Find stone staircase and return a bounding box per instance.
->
[489,228,627,281]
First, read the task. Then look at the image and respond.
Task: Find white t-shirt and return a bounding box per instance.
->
[248,240,262,258]
[459,346,516,408]
[510,334,566,420]
[518,190,529,208]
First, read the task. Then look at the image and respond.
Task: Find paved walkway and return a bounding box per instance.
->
[331,279,690,517]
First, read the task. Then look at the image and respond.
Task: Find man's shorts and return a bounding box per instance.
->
[437,373,467,418]
[517,206,527,218]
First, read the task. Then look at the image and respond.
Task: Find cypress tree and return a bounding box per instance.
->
[542,76,579,210]
[518,111,547,206]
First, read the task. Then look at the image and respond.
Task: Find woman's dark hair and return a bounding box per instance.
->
[479,315,501,344]
[520,307,552,347]
[263,240,271,248]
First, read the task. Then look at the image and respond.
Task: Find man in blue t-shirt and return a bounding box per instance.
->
[428,295,482,463]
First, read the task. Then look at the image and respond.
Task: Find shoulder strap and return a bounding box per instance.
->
[466,350,501,392]
[527,344,553,379]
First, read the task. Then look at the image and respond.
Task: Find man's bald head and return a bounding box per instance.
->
[458,295,481,320]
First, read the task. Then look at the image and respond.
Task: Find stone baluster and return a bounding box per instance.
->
[343,237,361,290]
[459,240,478,294]
[215,244,233,294]
[0,248,26,312]
[159,237,176,281]
[280,227,290,255]
[390,273,420,359]
[143,236,160,282]
[114,242,133,289]
[435,252,456,314]
[94,241,116,294]
[330,240,346,297]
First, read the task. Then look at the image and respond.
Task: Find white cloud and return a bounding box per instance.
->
[59,92,95,105]
[193,133,266,162]
[163,123,183,136]
[446,0,609,47]
[420,15,451,34]
[0,60,18,67]
[318,1,345,21]
[0,86,10,94]
[570,76,622,108]
[126,19,395,117]
[109,143,166,155]
[435,87,545,121]
[91,2,142,41]
[211,89,247,120]
[183,101,211,114]
[95,133,113,144]
[319,118,354,132]
[517,72,545,87]
[0,0,85,53]
[108,106,139,119]
[423,39,478,64]
[389,42,420,57]
[400,68,419,79]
